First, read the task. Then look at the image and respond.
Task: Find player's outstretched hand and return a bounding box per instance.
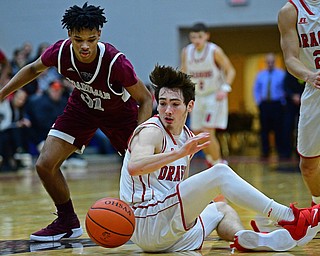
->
[180,132,210,156]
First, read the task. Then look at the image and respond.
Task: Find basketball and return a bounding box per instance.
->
[85,197,135,248]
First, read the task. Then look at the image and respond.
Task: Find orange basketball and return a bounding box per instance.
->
[85,197,135,248]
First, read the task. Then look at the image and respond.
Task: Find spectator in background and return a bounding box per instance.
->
[24,42,62,96]
[33,43,62,93]
[0,48,11,87]
[21,42,33,64]
[25,80,68,154]
[0,89,31,171]
[253,53,286,160]
[10,48,27,76]
[282,71,305,159]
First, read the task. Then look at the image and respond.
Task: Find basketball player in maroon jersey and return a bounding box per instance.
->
[0,3,152,241]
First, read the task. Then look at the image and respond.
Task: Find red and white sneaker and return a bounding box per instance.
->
[278,203,320,246]
[230,220,296,252]
[231,229,296,252]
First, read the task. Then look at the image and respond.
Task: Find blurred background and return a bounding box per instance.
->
[0,0,294,170]
[0,0,286,113]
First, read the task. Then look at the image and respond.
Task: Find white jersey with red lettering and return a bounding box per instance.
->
[119,115,224,252]
[290,0,320,157]
[185,42,228,130]
[185,42,223,96]
[120,115,193,204]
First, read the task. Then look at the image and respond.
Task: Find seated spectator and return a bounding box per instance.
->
[24,42,62,96]
[0,89,31,172]
[21,42,33,64]
[10,48,27,76]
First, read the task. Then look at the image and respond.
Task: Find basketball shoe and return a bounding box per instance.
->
[30,213,83,242]
[230,220,297,252]
[277,203,320,246]
[231,229,296,252]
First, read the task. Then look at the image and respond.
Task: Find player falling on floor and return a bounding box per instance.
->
[119,65,320,253]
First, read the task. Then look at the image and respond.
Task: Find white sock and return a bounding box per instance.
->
[312,196,320,205]
[263,200,294,222]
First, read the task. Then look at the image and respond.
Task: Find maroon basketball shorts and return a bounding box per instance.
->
[50,105,138,155]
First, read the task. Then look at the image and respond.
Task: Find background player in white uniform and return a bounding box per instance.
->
[119,65,320,253]
[278,0,320,205]
[181,23,236,166]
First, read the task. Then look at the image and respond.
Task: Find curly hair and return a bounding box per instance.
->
[61,2,107,32]
[149,64,195,105]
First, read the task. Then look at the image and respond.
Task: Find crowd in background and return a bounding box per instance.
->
[0,43,116,172]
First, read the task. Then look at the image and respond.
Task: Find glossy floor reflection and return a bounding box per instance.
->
[0,154,319,255]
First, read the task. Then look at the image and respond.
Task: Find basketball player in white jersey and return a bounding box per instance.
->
[181,23,235,167]
[119,65,320,253]
[278,0,320,206]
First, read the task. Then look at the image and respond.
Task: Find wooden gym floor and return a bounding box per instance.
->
[0,151,319,256]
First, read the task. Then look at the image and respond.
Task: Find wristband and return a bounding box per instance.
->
[220,83,232,92]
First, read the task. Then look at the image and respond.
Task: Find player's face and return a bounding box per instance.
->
[157,88,193,135]
[189,31,209,50]
[69,28,101,63]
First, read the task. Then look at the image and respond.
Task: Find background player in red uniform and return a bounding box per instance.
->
[0,3,152,242]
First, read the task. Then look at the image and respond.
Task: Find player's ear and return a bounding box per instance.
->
[187,100,194,112]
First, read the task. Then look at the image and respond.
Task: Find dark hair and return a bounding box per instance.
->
[149,65,195,105]
[61,2,107,32]
[191,22,208,32]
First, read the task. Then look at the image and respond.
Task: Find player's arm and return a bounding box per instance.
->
[125,79,153,124]
[128,128,210,176]
[214,46,236,87]
[278,3,320,87]
[180,48,187,73]
[0,57,49,101]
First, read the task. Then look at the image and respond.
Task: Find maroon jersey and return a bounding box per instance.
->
[41,39,138,116]
[41,39,139,154]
